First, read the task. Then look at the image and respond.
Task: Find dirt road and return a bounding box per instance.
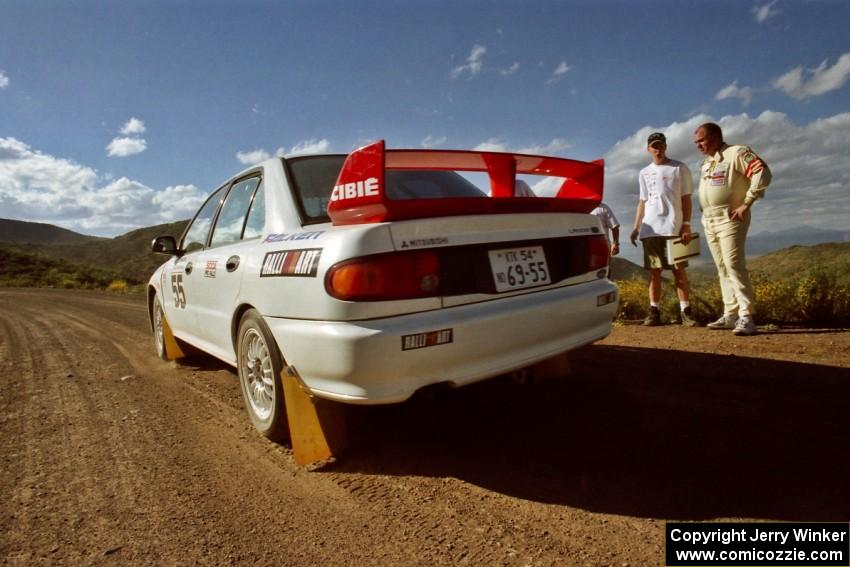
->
[2,288,849,566]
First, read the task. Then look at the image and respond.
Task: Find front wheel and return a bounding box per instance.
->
[153,295,169,360]
[237,310,289,442]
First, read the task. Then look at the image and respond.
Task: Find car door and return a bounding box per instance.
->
[190,175,265,360]
[164,185,228,345]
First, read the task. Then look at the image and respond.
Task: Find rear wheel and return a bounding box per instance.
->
[237,310,289,442]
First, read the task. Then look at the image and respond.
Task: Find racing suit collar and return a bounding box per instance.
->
[712,143,730,162]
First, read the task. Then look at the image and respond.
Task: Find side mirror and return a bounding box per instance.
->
[151,235,181,256]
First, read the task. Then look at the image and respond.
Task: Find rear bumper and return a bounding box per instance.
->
[265,279,617,404]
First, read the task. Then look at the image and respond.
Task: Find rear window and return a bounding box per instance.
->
[286,156,346,223]
[386,171,486,200]
[286,157,488,224]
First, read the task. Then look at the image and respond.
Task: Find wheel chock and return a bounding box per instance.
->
[162,314,186,360]
[282,371,347,467]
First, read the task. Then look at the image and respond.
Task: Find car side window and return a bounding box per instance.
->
[243,181,265,240]
[182,186,227,253]
[210,177,261,247]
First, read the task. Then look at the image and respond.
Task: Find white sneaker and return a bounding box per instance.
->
[732,316,757,336]
[707,314,738,330]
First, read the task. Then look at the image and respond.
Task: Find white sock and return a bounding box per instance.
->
[650,302,659,308]
[680,301,690,311]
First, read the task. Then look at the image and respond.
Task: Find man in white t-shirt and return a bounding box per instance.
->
[629,132,696,327]
[590,202,620,257]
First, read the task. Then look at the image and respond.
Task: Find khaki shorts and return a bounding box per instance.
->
[642,236,689,270]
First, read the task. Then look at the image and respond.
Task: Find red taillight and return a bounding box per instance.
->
[326,250,441,301]
[588,235,610,271]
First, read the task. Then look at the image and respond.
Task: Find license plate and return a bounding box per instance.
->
[488,245,551,292]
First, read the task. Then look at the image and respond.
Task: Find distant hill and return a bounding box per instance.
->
[0,219,189,285]
[749,242,850,285]
[611,256,644,282]
[0,218,104,245]
[747,226,850,257]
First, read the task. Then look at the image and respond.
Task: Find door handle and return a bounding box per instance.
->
[226,256,240,272]
[185,262,193,275]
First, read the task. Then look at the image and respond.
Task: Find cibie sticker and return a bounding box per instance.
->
[260,249,322,278]
[331,177,379,201]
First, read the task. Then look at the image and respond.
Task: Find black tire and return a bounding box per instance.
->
[236,309,290,442]
[152,295,169,361]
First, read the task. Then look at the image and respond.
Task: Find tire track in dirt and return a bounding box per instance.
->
[1,290,462,565]
[4,288,849,566]
[1,300,166,563]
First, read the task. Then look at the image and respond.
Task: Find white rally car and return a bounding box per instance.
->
[149,140,618,443]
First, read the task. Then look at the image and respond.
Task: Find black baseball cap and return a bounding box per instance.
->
[647,132,666,146]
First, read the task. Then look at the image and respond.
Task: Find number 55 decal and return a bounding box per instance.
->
[171,273,187,309]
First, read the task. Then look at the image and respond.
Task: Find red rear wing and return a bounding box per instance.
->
[327,140,604,225]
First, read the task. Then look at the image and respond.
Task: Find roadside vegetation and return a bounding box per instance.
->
[616,242,850,327]
[0,246,138,292]
[2,218,848,327]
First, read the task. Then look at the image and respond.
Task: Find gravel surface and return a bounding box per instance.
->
[2,288,848,565]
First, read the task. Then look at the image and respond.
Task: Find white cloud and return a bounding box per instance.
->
[500,62,520,76]
[716,81,754,106]
[0,71,8,89]
[554,61,572,76]
[107,118,147,157]
[601,111,850,245]
[546,61,573,84]
[473,137,572,156]
[473,138,508,152]
[236,149,272,165]
[518,138,572,155]
[151,184,206,219]
[0,137,205,235]
[289,138,331,155]
[752,1,779,23]
[236,139,331,165]
[421,136,447,149]
[106,136,147,157]
[451,44,486,79]
[773,53,850,100]
[119,117,146,135]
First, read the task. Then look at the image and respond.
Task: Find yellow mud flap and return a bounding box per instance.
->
[162,314,186,360]
[282,371,347,468]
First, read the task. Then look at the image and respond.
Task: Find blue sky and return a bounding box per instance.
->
[1,0,849,264]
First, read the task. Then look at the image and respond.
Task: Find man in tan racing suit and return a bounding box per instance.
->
[694,122,771,336]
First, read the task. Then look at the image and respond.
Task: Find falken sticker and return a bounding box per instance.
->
[204,260,217,278]
[263,231,325,243]
[260,249,322,278]
[400,237,449,249]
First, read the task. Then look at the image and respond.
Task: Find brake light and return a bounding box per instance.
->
[326,250,441,301]
[588,235,609,271]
